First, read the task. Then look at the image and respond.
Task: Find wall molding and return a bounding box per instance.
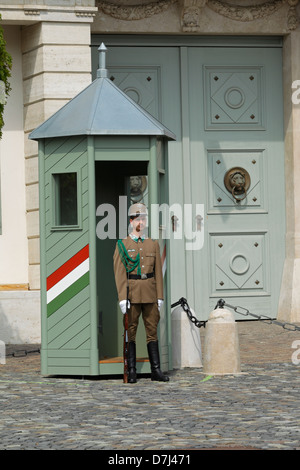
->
[96,0,299,31]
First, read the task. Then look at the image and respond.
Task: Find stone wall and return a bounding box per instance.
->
[22,21,94,289]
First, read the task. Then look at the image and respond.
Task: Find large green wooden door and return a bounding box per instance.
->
[92,37,285,322]
[186,46,285,319]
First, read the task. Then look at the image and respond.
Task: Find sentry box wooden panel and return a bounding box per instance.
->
[30,44,175,376]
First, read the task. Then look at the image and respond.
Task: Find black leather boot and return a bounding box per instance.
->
[128,342,137,383]
[147,341,169,382]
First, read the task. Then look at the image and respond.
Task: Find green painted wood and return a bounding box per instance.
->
[41,136,98,375]
[148,137,159,237]
[47,298,90,347]
[95,149,150,161]
[39,91,170,376]
[87,136,99,375]
[94,136,151,161]
[157,140,172,371]
[38,140,48,376]
[94,136,151,149]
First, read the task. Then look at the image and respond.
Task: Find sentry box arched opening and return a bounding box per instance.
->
[30,44,175,377]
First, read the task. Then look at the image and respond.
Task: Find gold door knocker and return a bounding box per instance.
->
[224,167,251,203]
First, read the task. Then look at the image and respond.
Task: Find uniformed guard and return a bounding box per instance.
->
[113,202,169,383]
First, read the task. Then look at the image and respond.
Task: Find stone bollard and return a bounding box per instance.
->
[203,307,241,375]
[171,306,202,369]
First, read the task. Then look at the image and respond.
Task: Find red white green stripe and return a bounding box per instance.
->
[46,245,89,317]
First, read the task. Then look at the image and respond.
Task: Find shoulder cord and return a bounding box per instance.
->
[117,239,141,275]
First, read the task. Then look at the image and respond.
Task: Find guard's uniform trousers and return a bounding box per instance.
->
[113,235,164,343]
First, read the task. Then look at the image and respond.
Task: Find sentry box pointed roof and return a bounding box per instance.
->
[29,43,176,141]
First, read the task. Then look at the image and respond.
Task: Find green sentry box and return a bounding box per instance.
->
[30,44,175,377]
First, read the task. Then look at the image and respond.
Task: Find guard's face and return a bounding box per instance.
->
[130,215,147,233]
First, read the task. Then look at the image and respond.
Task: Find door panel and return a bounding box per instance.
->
[108,67,160,119]
[210,231,269,294]
[207,149,266,211]
[204,65,265,130]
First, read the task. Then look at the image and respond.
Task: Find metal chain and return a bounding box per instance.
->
[171,297,206,328]
[6,297,300,361]
[172,296,300,332]
[215,298,300,332]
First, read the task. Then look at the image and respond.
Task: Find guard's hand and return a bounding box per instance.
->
[158,299,164,311]
[119,300,130,314]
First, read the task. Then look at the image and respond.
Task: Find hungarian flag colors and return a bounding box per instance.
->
[46,244,90,317]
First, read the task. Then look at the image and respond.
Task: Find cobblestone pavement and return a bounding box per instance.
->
[0,321,300,451]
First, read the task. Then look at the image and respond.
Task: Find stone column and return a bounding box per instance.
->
[278,31,300,323]
[22,20,93,289]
